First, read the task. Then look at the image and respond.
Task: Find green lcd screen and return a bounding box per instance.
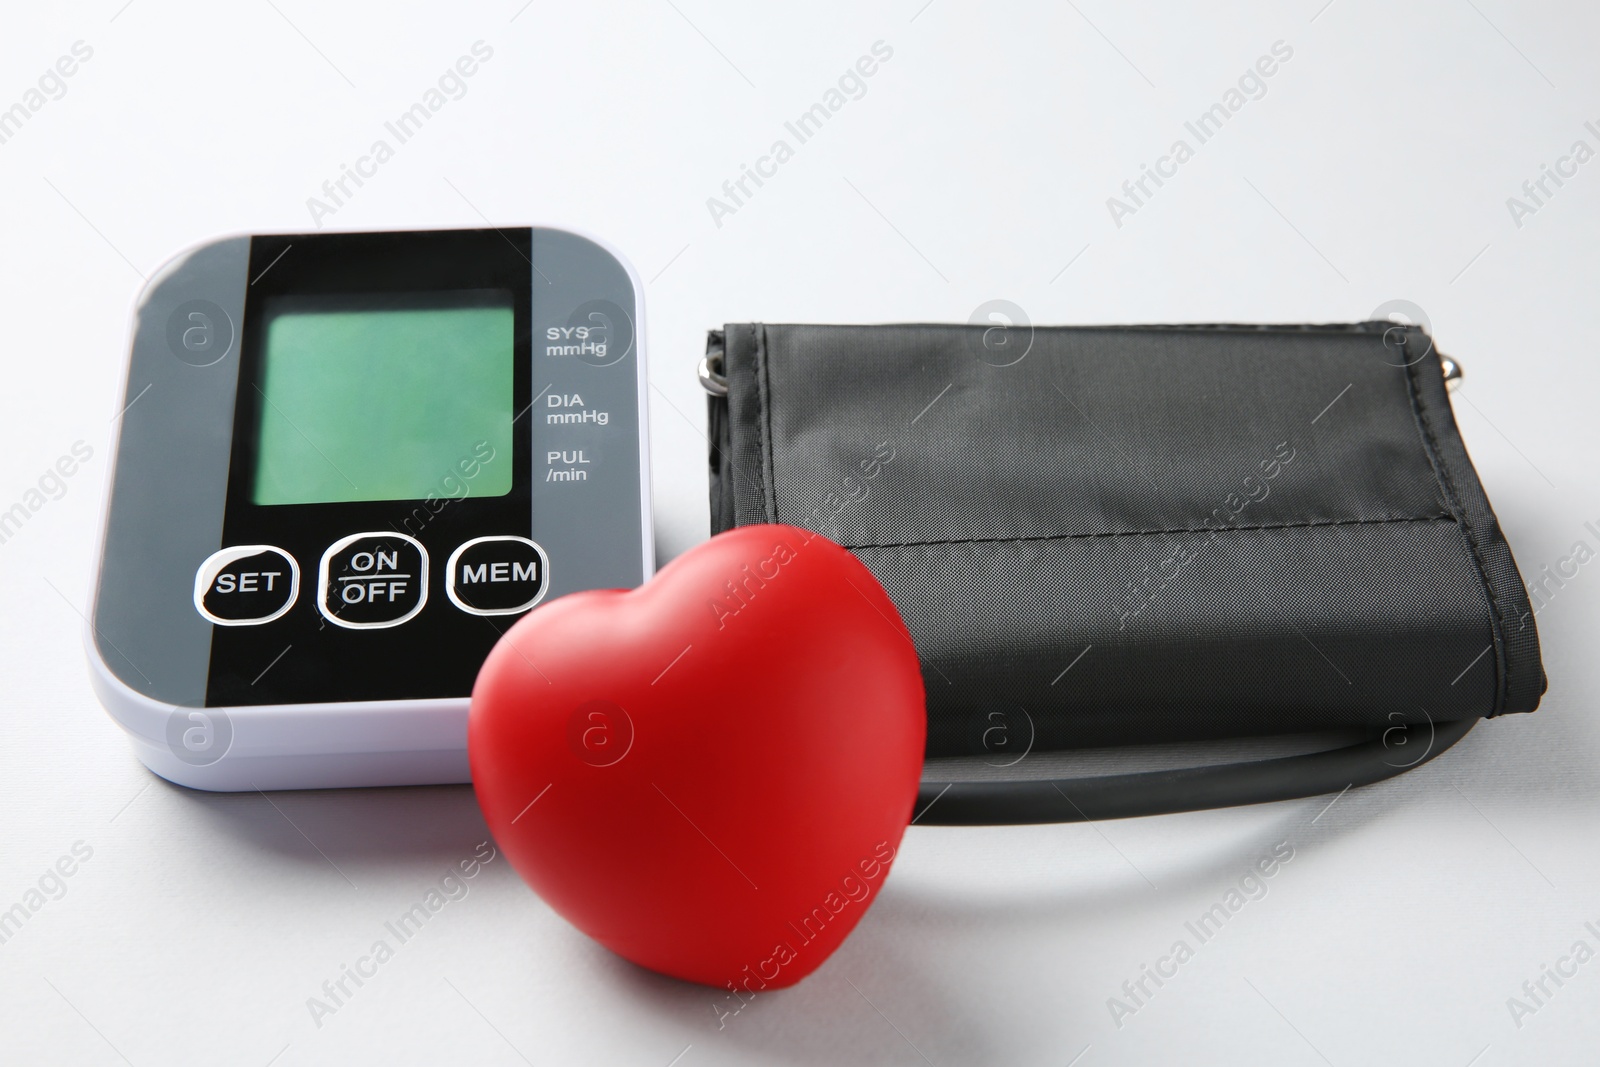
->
[251,291,514,506]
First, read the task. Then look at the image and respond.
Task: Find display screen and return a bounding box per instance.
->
[251,291,514,506]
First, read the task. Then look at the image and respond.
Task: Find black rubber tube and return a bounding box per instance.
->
[914,717,1478,825]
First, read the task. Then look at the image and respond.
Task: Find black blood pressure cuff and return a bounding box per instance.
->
[706,322,1545,758]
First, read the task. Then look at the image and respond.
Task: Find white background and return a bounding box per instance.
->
[3,1,1598,1064]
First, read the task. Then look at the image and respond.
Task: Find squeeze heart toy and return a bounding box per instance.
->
[468,524,926,989]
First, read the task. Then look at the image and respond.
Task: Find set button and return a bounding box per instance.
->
[446,536,550,616]
[193,545,300,625]
[317,532,428,629]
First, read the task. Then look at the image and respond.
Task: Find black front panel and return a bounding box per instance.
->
[206,230,534,707]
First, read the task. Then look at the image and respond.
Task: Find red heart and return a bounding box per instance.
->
[469,525,926,990]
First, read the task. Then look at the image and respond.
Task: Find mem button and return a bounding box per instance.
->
[318,532,429,629]
[193,545,299,625]
[446,536,550,616]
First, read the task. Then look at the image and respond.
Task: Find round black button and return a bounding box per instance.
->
[446,536,549,616]
[318,532,429,629]
[193,545,299,625]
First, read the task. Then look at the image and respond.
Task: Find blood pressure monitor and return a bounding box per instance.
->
[87,227,652,790]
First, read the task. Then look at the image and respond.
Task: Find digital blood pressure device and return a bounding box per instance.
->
[88,227,651,790]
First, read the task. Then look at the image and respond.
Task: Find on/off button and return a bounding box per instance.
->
[446,536,550,616]
[318,532,429,629]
